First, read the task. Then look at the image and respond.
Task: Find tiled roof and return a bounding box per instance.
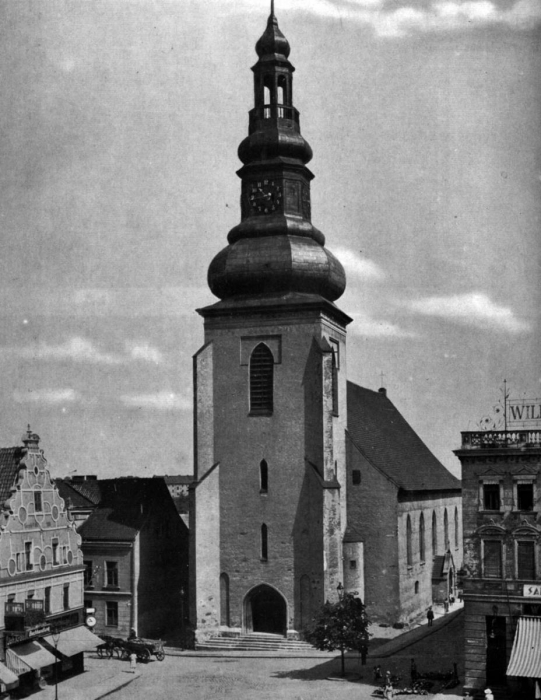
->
[0,448,24,505]
[78,478,171,542]
[55,480,97,510]
[347,382,461,493]
[68,480,101,505]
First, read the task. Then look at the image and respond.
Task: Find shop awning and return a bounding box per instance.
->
[0,661,18,688]
[507,616,541,678]
[6,641,57,673]
[41,626,102,657]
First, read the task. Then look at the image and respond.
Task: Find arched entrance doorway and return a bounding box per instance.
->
[244,584,287,636]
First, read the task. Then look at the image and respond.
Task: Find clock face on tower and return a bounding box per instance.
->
[247,180,282,215]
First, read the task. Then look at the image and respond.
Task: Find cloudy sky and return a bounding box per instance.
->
[0,0,539,478]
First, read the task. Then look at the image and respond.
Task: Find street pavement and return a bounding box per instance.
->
[53,606,464,700]
[34,657,140,700]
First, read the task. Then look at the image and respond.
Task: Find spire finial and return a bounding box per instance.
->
[270,0,275,17]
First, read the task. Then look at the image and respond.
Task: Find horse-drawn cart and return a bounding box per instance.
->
[98,635,165,662]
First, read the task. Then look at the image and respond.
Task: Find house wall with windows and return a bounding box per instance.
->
[79,478,188,640]
[455,431,541,694]
[0,429,85,676]
[81,542,133,638]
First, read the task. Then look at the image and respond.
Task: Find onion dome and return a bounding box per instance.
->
[255,10,290,61]
[208,235,346,302]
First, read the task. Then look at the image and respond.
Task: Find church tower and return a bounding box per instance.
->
[190,5,351,641]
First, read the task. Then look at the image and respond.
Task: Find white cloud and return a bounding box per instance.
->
[17,337,122,365]
[349,311,416,337]
[404,292,530,333]
[126,342,164,365]
[222,0,541,37]
[333,247,386,282]
[13,388,79,405]
[1,337,165,366]
[119,392,191,411]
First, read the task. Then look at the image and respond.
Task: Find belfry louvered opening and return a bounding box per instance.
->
[250,343,274,414]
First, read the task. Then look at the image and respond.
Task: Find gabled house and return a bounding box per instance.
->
[79,478,189,640]
[0,428,100,696]
[346,383,462,624]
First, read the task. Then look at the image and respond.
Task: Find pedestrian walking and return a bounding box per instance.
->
[374,665,382,682]
[360,645,368,666]
[427,607,434,627]
[129,652,137,673]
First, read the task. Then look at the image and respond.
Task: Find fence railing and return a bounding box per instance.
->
[460,430,541,449]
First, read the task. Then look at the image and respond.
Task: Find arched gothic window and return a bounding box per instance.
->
[261,524,268,561]
[250,344,274,414]
[432,511,437,555]
[444,508,449,550]
[419,513,425,562]
[454,507,459,548]
[260,460,268,493]
[406,515,412,566]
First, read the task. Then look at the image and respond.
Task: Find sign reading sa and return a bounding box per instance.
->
[523,584,541,598]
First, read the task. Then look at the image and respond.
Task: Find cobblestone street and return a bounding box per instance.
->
[98,611,464,700]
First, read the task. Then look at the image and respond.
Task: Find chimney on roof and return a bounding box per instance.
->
[378,387,387,397]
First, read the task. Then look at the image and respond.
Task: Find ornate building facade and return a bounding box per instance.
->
[0,428,99,694]
[455,428,541,695]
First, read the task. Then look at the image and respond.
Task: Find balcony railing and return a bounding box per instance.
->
[5,600,45,633]
[460,430,541,449]
[249,105,300,132]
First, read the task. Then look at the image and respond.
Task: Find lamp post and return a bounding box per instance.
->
[180,587,185,630]
[51,626,60,700]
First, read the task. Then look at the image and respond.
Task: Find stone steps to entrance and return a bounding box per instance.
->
[195,633,325,653]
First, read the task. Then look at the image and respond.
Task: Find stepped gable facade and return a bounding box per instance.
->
[0,429,102,693]
[0,430,85,645]
[190,6,462,641]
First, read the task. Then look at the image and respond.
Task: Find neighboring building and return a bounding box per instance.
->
[346,384,462,624]
[189,8,462,642]
[156,475,192,498]
[455,426,541,695]
[79,478,189,640]
[0,428,100,696]
[55,475,100,529]
[153,475,191,527]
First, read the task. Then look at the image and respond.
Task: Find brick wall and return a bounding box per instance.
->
[194,307,348,636]
[346,436,400,623]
